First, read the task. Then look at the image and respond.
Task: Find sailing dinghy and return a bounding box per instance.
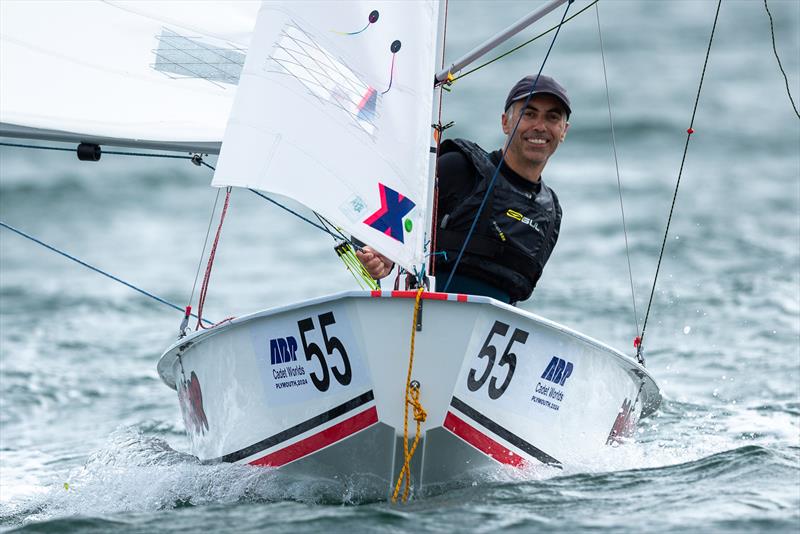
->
[1,0,661,499]
[157,0,660,498]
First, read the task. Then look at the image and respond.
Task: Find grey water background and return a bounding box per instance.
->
[1,0,798,532]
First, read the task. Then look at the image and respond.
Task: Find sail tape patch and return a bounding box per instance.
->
[153,28,245,85]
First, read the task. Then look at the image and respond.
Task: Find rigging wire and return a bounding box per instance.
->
[442,0,574,294]
[594,3,640,340]
[0,220,213,324]
[0,143,365,324]
[194,160,355,243]
[0,141,357,245]
[763,0,800,120]
[638,0,723,363]
[449,0,598,84]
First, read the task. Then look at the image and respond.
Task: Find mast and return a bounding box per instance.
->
[424,0,449,281]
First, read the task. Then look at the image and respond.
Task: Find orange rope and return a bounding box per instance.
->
[196,187,232,329]
[391,288,428,503]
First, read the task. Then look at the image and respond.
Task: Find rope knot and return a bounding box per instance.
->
[408,381,427,423]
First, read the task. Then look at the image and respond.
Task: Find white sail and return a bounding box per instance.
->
[212,0,440,272]
[0,1,260,152]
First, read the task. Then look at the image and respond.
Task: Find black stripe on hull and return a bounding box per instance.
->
[450,396,561,467]
[218,390,375,463]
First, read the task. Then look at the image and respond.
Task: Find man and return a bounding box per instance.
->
[358,74,570,304]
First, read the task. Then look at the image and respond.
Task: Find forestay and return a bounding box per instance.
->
[212,1,440,272]
[0,1,260,152]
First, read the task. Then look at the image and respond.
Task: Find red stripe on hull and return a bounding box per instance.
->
[444,411,525,467]
[369,290,470,302]
[249,406,379,467]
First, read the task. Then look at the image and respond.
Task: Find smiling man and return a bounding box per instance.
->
[358,74,570,304]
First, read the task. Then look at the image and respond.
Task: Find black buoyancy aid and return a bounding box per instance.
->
[436,138,561,302]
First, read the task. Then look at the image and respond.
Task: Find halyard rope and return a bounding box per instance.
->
[638,0,723,363]
[391,287,428,504]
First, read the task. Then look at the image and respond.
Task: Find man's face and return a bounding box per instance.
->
[501,94,569,174]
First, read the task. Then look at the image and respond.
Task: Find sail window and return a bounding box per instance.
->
[153,28,246,86]
[267,24,379,136]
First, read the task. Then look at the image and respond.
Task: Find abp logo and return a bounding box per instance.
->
[540,356,574,386]
[270,336,298,365]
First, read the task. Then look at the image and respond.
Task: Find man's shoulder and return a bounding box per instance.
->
[440,138,501,181]
[541,180,560,201]
[438,148,473,180]
[440,138,486,157]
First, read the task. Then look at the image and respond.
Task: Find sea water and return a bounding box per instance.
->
[1,1,798,532]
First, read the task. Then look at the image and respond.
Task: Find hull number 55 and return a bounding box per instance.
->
[297,311,352,392]
[467,320,529,399]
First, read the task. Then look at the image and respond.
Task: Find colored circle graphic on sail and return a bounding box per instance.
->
[333,9,380,35]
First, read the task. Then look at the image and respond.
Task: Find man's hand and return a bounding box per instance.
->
[356,246,394,280]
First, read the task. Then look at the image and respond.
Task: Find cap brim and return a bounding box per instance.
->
[509,92,571,116]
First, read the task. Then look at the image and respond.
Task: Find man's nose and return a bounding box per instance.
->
[530,118,546,131]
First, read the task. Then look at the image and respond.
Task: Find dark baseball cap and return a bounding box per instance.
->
[504,74,571,118]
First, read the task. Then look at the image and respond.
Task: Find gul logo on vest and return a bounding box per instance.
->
[269,336,308,387]
[506,209,542,233]
[530,356,574,412]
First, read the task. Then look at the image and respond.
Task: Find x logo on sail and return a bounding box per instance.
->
[363,183,415,243]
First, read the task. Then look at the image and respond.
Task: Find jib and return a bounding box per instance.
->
[540,356,573,386]
[270,336,298,365]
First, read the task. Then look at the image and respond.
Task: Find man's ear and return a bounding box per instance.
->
[501,111,510,135]
[561,122,570,142]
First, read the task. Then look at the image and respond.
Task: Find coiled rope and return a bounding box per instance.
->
[391,287,427,504]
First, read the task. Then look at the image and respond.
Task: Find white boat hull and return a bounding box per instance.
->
[158,291,660,497]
